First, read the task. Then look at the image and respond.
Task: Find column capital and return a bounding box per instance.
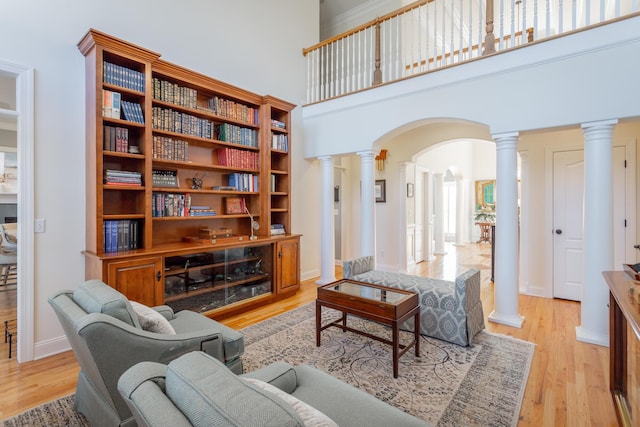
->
[356,150,375,159]
[492,131,519,142]
[581,119,618,130]
[317,155,333,162]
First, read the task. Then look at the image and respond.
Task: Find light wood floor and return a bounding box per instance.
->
[0,243,618,425]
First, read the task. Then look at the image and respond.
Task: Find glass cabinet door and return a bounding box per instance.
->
[164,243,273,313]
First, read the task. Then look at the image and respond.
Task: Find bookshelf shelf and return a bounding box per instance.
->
[81,29,299,315]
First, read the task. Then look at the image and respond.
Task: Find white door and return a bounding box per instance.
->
[553,150,584,301]
[553,147,626,301]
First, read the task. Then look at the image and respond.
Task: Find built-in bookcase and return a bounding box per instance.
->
[79,29,299,316]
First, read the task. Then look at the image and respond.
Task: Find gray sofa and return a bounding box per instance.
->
[48,279,244,427]
[343,256,485,346]
[118,351,429,427]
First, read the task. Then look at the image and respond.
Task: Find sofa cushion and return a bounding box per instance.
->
[72,279,140,328]
[166,352,304,427]
[130,301,176,334]
[244,378,338,427]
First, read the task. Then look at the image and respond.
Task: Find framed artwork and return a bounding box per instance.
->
[224,197,246,214]
[475,180,496,209]
[407,183,414,198]
[375,179,386,203]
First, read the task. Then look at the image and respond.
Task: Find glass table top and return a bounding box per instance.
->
[326,280,408,304]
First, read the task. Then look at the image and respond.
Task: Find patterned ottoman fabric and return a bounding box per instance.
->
[343,258,484,346]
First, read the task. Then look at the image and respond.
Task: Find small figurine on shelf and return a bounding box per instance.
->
[188,172,207,190]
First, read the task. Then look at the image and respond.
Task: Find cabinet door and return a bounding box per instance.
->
[276,238,299,293]
[106,257,163,306]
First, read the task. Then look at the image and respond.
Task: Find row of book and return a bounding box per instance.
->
[103,219,140,253]
[152,170,178,188]
[270,223,286,235]
[104,169,142,186]
[271,119,286,129]
[228,173,259,192]
[271,133,288,151]
[152,193,192,217]
[216,123,258,147]
[152,136,188,162]
[206,96,258,125]
[121,100,145,124]
[103,90,121,119]
[217,147,259,169]
[152,107,214,139]
[152,77,198,109]
[103,62,145,93]
[104,125,130,153]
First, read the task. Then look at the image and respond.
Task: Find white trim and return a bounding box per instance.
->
[0,59,35,362]
[575,326,609,347]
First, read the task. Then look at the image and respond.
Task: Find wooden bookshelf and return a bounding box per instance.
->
[79,29,299,317]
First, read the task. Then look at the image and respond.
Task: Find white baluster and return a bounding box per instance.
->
[558,0,563,34]
[441,0,446,66]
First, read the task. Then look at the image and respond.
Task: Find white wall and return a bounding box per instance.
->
[0,0,319,358]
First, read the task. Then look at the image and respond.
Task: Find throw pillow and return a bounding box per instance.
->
[129,301,176,334]
[243,377,338,427]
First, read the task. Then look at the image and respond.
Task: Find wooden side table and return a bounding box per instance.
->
[476,222,493,244]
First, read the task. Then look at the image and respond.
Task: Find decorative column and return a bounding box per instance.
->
[518,151,529,294]
[576,119,617,346]
[489,132,524,328]
[454,175,465,246]
[433,173,446,255]
[423,171,434,261]
[358,150,375,258]
[316,156,336,285]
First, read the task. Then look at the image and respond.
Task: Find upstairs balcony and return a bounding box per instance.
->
[304,0,639,104]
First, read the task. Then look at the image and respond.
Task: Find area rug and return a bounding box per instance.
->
[1,394,87,426]
[2,303,534,427]
[241,303,535,427]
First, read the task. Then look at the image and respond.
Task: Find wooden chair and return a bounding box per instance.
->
[0,223,17,288]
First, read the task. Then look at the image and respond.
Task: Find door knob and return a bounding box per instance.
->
[555,229,562,235]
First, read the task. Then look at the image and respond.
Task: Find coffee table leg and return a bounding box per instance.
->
[414,310,420,357]
[392,320,399,378]
[316,301,321,346]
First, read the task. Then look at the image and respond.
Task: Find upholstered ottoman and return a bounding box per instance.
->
[343,256,485,346]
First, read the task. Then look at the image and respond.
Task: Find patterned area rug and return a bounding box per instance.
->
[1,394,87,426]
[2,303,534,427]
[242,303,535,427]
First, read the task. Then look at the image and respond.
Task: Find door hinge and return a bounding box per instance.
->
[624,160,627,168]
[625,219,627,227]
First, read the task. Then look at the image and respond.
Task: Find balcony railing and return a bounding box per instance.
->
[304,0,639,104]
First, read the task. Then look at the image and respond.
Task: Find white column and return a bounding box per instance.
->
[454,175,465,246]
[576,119,617,346]
[423,171,434,261]
[489,132,524,328]
[398,162,409,272]
[358,150,375,258]
[316,156,336,285]
[518,151,529,294]
[433,173,446,255]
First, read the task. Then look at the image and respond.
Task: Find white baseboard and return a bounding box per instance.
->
[34,335,70,360]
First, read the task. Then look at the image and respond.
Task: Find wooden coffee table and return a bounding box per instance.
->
[316,279,420,378]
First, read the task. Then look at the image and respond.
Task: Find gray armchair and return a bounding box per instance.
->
[118,351,428,427]
[48,279,244,427]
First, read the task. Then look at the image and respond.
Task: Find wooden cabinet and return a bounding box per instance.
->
[276,237,300,293]
[106,257,163,306]
[79,29,299,316]
[604,271,640,427]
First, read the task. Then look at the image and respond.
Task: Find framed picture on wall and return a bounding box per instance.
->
[375,180,386,203]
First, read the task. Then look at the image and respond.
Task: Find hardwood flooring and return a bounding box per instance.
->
[0,243,618,425]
